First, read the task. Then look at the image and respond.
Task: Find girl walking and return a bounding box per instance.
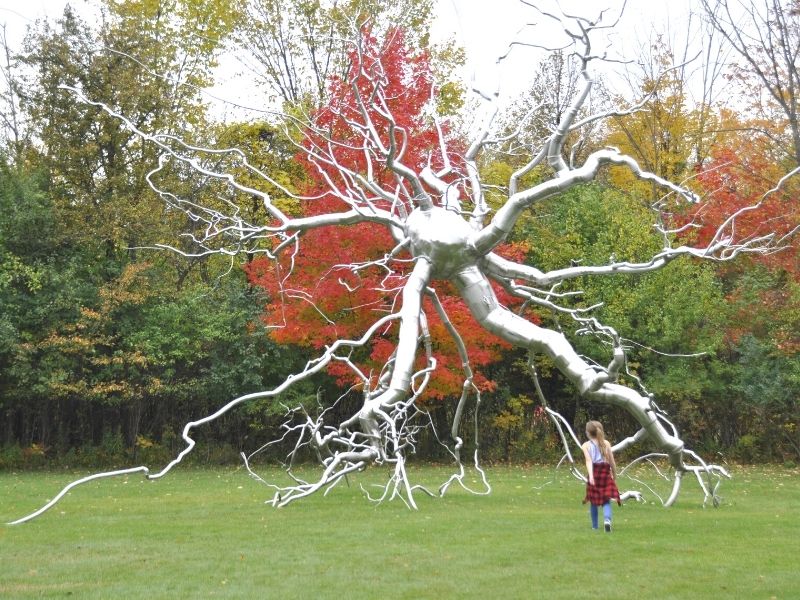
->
[582,420,621,532]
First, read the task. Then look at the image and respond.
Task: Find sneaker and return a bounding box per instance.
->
[604,520,612,533]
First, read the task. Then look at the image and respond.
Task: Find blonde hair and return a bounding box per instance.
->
[586,420,612,463]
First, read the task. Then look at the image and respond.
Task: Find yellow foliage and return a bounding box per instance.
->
[135,435,155,449]
[23,444,47,458]
[80,307,101,320]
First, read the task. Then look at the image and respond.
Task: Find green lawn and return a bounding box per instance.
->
[1,464,797,599]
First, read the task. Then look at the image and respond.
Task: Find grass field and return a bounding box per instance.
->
[1,464,797,599]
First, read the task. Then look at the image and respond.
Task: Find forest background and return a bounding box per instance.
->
[0,0,797,470]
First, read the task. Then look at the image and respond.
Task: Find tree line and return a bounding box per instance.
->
[0,0,797,468]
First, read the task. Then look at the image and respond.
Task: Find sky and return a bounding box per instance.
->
[434,0,696,96]
[0,0,701,116]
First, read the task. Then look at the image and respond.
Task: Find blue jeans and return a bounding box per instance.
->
[590,502,612,529]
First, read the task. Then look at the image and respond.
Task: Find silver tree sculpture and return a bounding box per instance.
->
[11,6,798,525]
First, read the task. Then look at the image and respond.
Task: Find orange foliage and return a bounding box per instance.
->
[246,29,529,399]
[686,147,799,275]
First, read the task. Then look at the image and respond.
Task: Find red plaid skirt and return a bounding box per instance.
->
[583,462,621,506]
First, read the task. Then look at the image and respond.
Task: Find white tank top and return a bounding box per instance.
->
[589,441,606,464]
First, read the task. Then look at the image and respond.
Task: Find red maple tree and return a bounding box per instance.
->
[687,146,799,275]
[683,146,800,353]
[246,28,529,401]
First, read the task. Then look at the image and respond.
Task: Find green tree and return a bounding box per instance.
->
[19,1,238,252]
[513,183,727,438]
[0,0,280,457]
[0,161,103,448]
